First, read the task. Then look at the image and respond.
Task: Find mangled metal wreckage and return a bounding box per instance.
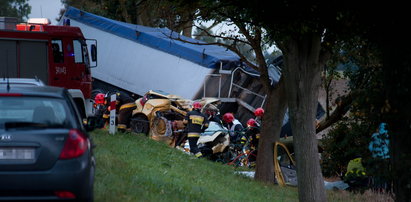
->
[129,89,230,161]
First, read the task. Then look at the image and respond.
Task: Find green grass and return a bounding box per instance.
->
[91,129,297,201]
[91,129,393,202]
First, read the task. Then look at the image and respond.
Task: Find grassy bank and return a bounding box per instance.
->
[91,130,392,202]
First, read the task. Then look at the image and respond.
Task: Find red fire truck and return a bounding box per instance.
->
[0,17,97,118]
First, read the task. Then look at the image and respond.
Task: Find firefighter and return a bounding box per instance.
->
[103,91,137,132]
[94,93,105,105]
[183,101,209,158]
[242,118,260,166]
[203,104,222,125]
[344,156,368,193]
[101,94,110,128]
[254,107,265,127]
[243,118,260,150]
[93,93,107,128]
[222,112,244,144]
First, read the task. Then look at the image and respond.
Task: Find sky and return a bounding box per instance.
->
[28,0,64,25]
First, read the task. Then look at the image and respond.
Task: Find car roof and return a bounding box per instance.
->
[0,78,45,86]
[0,85,67,98]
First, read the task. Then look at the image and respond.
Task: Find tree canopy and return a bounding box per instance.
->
[0,0,31,22]
[61,0,197,37]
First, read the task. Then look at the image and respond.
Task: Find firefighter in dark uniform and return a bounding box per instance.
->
[203,104,223,125]
[222,112,244,144]
[183,102,209,158]
[102,91,137,132]
[243,118,260,149]
[241,118,260,166]
[93,93,107,128]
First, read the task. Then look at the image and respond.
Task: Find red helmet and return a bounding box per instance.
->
[254,107,265,117]
[247,118,257,127]
[94,93,105,104]
[222,113,235,123]
[193,102,202,110]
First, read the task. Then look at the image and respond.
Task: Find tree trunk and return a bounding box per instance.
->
[381,32,411,201]
[282,35,327,202]
[254,78,287,183]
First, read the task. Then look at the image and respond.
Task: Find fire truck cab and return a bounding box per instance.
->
[0,17,97,118]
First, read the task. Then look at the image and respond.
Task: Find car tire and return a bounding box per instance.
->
[130,114,149,135]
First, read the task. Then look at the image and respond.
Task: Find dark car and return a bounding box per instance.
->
[0,85,95,201]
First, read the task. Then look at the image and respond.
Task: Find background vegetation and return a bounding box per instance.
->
[0,0,31,21]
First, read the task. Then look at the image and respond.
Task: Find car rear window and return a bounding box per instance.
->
[0,96,74,129]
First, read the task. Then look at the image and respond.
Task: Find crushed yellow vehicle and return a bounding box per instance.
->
[129,90,221,146]
[274,141,297,186]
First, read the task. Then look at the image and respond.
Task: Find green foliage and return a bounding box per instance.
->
[62,0,197,35]
[321,119,372,178]
[0,0,31,22]
[320,39,393,189]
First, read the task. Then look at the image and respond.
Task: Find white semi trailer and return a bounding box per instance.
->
[60,7,242,100]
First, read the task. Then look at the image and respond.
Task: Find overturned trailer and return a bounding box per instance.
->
[60,7,243,100]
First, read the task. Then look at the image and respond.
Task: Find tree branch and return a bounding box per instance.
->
[192,24,252,46]
[316,92,353,133]
[231,20,271,89]
[319,30,336,66]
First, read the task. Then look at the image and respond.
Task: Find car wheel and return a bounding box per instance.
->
[130,114,149,135]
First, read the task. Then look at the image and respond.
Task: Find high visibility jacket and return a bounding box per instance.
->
[103,92,136,118]
[345,157,366,177]
[105,92,135,111]
[184,110,209,137]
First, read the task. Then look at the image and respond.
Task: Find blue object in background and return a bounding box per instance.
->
[369,123,390,159]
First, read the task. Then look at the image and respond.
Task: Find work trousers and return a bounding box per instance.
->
[188,133,202,157]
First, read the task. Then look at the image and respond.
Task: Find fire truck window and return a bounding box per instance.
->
[51,40,63,63]
[82,45,90,65]
[73,40,84,64]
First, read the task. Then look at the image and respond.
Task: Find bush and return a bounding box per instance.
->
[321,119,371,178]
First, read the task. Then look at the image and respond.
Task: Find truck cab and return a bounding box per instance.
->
[0,17,97,118]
